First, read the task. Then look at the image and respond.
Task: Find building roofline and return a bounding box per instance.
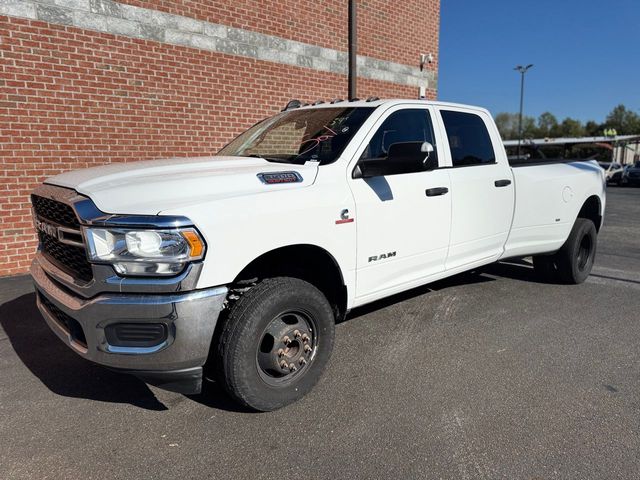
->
[503,135,640,146]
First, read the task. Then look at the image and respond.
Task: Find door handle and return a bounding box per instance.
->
[494,179,512,187]
[425,187,449,197]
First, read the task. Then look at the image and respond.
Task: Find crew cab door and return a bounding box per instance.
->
[348,105,452,302]
[435,107,515,270]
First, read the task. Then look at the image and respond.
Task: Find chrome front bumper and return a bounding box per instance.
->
[31,254,227,394]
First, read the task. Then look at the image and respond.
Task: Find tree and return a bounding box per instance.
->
[522,116,538,139]
[494,112,519,140]
[494,112,536,140]
[603,105,640,135]
[558,118,585,137]
[494,104,640,140]
[537,112,558,137]
[584,121,600,137]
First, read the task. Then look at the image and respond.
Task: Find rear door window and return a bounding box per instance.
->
[441,110,496,167]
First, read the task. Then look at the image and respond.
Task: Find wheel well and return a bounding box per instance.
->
[577,195,602,232]
[232,245,347,322]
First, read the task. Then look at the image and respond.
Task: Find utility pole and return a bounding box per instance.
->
[514,64,533,160]
[348,0,357,99]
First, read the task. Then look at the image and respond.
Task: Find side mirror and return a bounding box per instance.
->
[354,141,438,179]
[420,141,438,171]
[421,141,434,155]
[354,158,387,178]
[387,141,438,172]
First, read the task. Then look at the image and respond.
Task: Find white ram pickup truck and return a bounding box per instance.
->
[30,99,606,411]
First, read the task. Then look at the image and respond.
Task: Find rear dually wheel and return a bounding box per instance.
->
[533,218,597,284]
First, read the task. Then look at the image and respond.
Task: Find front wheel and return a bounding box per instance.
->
[215,277,335,411]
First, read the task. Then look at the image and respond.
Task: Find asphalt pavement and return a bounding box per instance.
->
[1,188,639,479]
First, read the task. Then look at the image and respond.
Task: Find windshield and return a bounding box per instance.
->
[218,107,374,165]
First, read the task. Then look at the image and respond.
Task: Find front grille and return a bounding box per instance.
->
[38,231,93,282]
[38,291,87,348]
[31,194,79,229]
[31,194,93,283]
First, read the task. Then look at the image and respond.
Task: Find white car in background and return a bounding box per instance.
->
[599,161,625,185]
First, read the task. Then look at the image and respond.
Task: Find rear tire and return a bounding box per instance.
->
[215,277,335,411]
[533,218,597,284]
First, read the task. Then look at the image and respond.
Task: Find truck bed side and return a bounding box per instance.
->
[501,160,605,259]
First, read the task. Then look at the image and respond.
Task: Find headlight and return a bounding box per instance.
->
[84,227,205,276]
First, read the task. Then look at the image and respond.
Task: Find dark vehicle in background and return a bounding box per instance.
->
[624,161,640,186]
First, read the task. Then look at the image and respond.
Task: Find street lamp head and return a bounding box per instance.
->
[514,64,533,160]
[514,64,534,73]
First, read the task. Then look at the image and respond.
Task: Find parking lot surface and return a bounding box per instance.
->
[1,188,639,480]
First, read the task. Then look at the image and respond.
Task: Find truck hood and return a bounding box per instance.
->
[45,156,319,215]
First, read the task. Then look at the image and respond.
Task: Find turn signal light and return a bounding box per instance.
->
[182,230,204,258]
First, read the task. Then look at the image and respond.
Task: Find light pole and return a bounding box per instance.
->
[514,64,533,159]
[348,0,357,100]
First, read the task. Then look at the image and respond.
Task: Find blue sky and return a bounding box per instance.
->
[438,0,639,122]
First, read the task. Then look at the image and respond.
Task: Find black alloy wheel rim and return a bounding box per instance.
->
[256,310,318,386]
[577,233,592,271]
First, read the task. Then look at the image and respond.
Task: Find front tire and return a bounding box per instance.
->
[215,277,335,411]
[533,218,597,284]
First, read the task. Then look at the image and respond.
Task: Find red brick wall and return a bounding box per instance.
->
[359,0,440,69]
[0,2,438,276]
[117,0,440,67]
[118,0,349,52]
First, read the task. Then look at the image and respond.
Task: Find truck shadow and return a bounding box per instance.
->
[186,381,254,413]
[344,258,544,322]
[343,269,495,322]
[482,258,560,284]
[0,292,168,411]
[0,290,254,413]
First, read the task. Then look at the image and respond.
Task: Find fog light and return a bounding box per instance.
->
[104,322,168,348]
